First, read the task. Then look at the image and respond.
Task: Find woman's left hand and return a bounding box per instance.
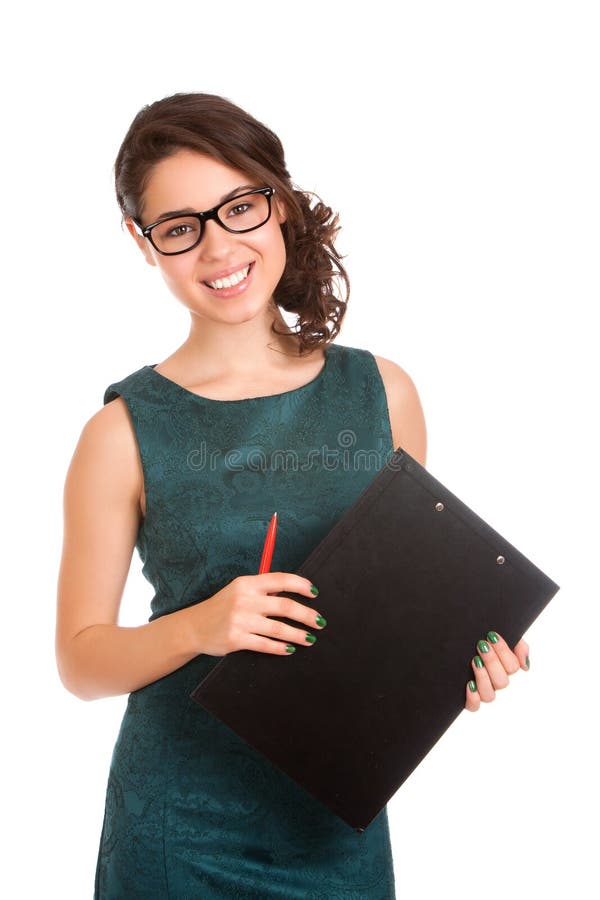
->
[464,631,530,711]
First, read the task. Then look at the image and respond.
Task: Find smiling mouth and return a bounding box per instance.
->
[204,262,253,290]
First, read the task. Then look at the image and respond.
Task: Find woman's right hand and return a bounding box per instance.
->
[184,573,327,657]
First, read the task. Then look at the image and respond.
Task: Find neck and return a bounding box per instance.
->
[176,302,302,377]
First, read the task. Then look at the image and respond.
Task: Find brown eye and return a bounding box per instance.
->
[227,202,252,217]
[156,219,201,243]
[166,223,194,237]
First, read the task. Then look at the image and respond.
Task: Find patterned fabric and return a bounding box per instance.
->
[94,342,397,899]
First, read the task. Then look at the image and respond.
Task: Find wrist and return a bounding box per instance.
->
[170,603,204,659]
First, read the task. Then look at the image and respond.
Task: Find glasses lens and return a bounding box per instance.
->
[151,216,202,253]
[217,191,270,232]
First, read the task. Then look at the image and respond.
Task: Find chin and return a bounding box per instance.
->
[188,297,270,324]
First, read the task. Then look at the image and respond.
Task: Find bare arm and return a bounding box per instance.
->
[55,397,199,701]
[374,354,428,467]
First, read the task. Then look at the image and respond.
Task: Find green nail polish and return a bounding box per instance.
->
[310,584,319,596]
[526,655,530,669]
[305,633,317,644]
[316,614,327,627]
[285,645,295,653]
[473,655,484,669]
[468,680,477,692]
[487,631,499,644]
[477,639,490,654]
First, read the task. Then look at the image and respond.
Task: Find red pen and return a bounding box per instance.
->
[258,512,278,574]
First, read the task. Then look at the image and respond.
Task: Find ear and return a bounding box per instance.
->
[124,217,157,267]
[274,198,287,225]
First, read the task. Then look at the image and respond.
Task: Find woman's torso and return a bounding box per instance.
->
[137,343,329,517]
[95,341,398,898]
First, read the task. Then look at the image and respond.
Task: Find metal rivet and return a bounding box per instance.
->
[435,502,444,512]
[497,555,505,565]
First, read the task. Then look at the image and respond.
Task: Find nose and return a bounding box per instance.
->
[197,217,236,261]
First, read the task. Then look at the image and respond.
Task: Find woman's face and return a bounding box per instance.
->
[126,149,287,325]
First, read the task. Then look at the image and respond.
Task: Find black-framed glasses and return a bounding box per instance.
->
[134,186,276,256]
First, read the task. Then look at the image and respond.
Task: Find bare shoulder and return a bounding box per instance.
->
[81,395,140,466]
[372,354,428,467]
[56,397,145,675]
[67,396,144,517]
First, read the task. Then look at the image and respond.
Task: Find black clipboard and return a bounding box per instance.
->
[190,448,560,832]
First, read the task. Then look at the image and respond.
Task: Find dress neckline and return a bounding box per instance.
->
[144,344,334,404]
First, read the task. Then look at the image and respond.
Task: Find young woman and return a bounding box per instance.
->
[55,93,530,899]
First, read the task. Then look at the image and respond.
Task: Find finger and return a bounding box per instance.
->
[240,573,327,629]
[242,631,301,656]
[485,631,520,675]
[471,653,496,702]
[256,571,319,598]
[476,639,509,692]
[266,593,327,632]
[512,637,531,671]
[250,613,319,648]
[465,680,480,711]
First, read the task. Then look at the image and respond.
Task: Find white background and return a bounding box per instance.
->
[3,1,598,897]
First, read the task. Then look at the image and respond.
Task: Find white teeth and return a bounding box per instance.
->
[207,264,250,290]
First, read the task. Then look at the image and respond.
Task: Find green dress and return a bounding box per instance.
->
[94,342,397,899]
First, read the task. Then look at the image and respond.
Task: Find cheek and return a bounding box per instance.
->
[157,258,195,291]
[262,227,287,275]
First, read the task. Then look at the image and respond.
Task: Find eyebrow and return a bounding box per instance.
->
[152,184,257,223]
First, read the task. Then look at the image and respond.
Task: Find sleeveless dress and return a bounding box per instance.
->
[94,342,397,899]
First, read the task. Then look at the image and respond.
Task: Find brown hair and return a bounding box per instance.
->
[114,92,349,355]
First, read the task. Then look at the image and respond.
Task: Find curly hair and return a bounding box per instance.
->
[114,92,349,356]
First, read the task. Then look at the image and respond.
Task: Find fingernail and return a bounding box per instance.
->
[525,655,530,669]
[487,631,499,644]
[477,640,490,654]
[316,614,327,628]
[305,633,317,644]
[310,584,319,596]
[473,655,484,669]
[468,680,477,692]
[285,645,296,653]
